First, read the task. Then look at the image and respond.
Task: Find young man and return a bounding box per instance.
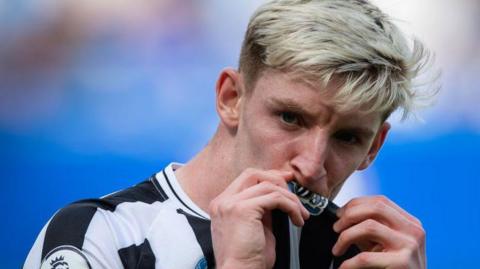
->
[25,0,433,268]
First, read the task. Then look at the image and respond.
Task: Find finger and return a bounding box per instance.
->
[332,219,405,256]
[338,195,421,225]
[243,191,308,226]
[233,181,310,219]
[336,196,423,232]
[338,251,406,269]
[333,198,419,234]
[223,168,294,195]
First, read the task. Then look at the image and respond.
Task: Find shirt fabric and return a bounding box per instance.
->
[24,163,354,269]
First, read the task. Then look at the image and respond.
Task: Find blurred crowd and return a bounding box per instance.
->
[1,0,479,149]
[0,0,266,158]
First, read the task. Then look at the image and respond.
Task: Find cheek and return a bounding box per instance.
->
[326,147,368,187]
[244,119,296,168]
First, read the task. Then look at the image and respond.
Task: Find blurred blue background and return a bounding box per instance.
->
[1,0,478,268]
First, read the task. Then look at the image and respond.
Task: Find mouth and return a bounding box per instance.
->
[288,181,330,216]
[290,170,328,196]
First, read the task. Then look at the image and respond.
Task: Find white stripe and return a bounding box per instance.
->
[81,199,206,268]
[289,220,301,269]
[80,201,166,268]
[148,203,206,268]
[91,201,166,249]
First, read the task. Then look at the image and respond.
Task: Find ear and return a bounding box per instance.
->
[215,68,243,130]
[357,121,391,170]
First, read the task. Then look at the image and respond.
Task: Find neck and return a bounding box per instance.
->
[174,127,235,214]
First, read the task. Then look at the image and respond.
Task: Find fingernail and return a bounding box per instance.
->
[304,211,310,219]
[295,219,305,227]
[333,222,340,232]
[303,208,310,218]
[331,244,338,256]
[336,207,344,217]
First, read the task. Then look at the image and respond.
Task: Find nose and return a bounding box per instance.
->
[290,128,328,184]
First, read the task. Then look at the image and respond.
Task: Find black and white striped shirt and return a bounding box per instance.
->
[24,163,213,269]
[24,163,355,269]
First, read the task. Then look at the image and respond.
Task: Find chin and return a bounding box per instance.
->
[327,184,344,200]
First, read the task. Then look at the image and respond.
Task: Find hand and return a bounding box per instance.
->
[332,195,426,269]
[209,168,310,269]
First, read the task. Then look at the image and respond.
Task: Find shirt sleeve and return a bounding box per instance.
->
[23,201,124,269]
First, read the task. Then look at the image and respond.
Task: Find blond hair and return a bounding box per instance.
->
[239,0,437,119]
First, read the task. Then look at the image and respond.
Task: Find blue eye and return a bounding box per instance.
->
[280,112,299,125]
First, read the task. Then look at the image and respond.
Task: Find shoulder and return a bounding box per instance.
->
[46,177,168,247]
[25,176,169,268]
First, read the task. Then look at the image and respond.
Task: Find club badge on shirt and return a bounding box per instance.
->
[41,245,91,269]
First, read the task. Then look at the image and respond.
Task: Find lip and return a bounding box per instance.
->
[291,171,328,196]
[291,178,328,198]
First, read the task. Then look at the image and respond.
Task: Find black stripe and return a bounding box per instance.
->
[299,212,336,269]
[71,179,167,213]
[41,203,97,260]
[162,170,205,219]
[100,179,167,211]
[49,178,164,228]
[178,209,215,268]
[118,239,156,269]
[299,208,360,269]
[272,210,290,269]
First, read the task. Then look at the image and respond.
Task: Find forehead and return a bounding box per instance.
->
[247,69,383,127]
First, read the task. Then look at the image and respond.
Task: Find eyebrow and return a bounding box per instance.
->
[266,97,317,117]
[339,126,375,139]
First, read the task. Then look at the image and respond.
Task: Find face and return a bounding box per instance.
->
[221,69,389,199]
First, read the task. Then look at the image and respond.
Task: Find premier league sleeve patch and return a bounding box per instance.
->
[41,245,91,269]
